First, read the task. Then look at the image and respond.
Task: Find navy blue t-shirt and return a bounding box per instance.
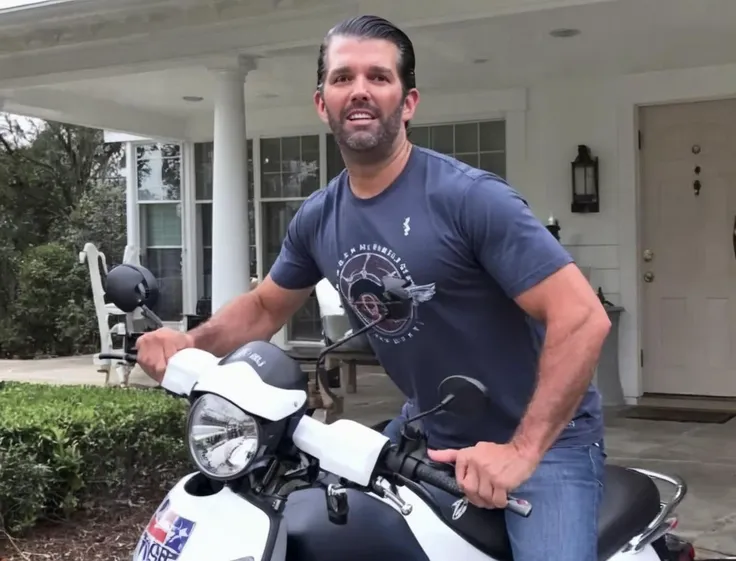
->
[269,146,603,450]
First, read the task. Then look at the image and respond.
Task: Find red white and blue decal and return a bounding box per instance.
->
[134,498,196,561]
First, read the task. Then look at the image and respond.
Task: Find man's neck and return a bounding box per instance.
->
[344,139,413,200]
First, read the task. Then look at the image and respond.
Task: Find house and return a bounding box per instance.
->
[3,0,736,404]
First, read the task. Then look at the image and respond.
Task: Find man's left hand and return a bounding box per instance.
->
[427,442,540,509]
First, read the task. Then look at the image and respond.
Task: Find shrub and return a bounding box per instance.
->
[0,382,192,535]
[0,242,99,358]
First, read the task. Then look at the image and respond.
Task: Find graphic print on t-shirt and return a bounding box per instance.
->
[335,242,435,345]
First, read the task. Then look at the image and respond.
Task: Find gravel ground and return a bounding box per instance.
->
[0,483,167,561]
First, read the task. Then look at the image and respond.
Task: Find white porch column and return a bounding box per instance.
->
[210,56,256,312]
[124,140,140,265]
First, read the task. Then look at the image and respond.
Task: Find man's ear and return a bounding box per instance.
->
[314,90,329,125]
[402,88,420,124]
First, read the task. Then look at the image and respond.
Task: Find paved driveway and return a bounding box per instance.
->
[2,357,736,556]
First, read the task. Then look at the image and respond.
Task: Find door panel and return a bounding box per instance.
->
[640,99,736,397]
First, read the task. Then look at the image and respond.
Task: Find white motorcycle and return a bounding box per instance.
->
[100,263,693,561]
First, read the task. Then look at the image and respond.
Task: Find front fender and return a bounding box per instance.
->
[133,472,286,561]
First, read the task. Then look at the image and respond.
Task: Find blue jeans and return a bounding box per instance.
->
[383,413,606,561]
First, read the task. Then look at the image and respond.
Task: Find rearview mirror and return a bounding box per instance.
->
[105,263,159,314]
[438,375,491,417]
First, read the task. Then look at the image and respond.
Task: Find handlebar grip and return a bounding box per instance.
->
[98,352,137,363]
[413,463,532,518]
[414,462,463,496]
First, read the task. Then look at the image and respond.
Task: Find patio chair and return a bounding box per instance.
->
[79,242,144,386]
[315,278,372,352]
[314,278,378,401]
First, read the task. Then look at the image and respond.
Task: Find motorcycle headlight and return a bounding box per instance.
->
[187,393,261,481]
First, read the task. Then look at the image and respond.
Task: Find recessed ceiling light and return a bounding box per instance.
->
[182,95,204,102]
[549,28,581,38]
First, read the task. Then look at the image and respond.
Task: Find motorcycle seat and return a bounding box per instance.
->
[597,465,662,559]
[424,464,662,560]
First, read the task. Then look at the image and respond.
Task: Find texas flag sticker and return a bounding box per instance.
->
[135,499,196,561]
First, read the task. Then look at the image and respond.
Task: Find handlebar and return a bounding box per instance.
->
[382,447,532,518]
[97,350,188,399]
[99,347,531,519]
[98,352,137,363]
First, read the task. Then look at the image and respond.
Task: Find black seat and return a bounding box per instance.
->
[597,465,662,559]
[424,464,662,561]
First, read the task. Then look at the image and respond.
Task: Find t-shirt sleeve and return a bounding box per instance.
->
[460,174,574,299]
[268,198,323,290]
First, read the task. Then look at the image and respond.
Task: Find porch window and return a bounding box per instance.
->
[136,143,183,322]
[409,120,506,177]
[260,134,322,342]
[194,140,256,306]
[325,133,345,181]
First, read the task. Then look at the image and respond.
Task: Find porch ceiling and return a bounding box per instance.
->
[2,0,736,138]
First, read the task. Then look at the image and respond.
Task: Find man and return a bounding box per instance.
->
[136,15,612,560]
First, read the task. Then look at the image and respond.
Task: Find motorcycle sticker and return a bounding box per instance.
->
[134,498,196,561]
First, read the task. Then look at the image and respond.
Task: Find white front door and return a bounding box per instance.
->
[640,98,736,397]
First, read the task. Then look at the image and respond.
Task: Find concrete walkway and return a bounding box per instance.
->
[2,357,736,557]
[0,355,156,386]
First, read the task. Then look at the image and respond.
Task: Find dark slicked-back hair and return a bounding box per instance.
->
[316,15,417,95]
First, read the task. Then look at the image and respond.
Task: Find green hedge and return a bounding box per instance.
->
[0,242,100,359]
[0,382,192,535]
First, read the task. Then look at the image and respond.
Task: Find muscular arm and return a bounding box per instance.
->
[188,277,313,357]
[460,174,610,460]
[510,264,611,460]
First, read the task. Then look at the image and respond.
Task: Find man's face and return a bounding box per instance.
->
[314,36,419,159]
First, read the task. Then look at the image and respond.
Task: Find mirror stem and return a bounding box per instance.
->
[314,312,386,407]
[321,315,381,357]
[140,305,165,329]
[403,394,455,427]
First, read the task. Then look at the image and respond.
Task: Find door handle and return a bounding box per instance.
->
[733,215,736,260]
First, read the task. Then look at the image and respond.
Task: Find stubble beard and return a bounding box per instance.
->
[327,100,405,164]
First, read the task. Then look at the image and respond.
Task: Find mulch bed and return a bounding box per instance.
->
[0,481,169,561]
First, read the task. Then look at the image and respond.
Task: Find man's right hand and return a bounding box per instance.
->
[136,328,195,383]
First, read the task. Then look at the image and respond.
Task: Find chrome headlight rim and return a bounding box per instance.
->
[186,392,262,482]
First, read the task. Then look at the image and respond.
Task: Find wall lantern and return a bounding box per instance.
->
[571,144,599,213]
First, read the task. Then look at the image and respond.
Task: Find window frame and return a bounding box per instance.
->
[135,142,185,323]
